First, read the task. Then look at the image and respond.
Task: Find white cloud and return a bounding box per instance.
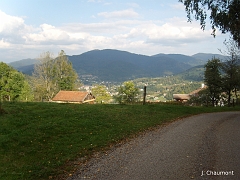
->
[27,24,71,44]
[62,20,139,35]
[144,21,209,45]
[0,10,227,62]
[0,10,25,35]
[0,10,31,45]
[0,39,10,48]
[109,18,212,47]
[98,9,139,19]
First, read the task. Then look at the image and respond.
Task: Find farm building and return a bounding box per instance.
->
[173,94,191,102]
[173,84,207,102]
[52,91,95,104]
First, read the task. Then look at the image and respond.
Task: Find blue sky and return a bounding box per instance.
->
[0,0,229,63]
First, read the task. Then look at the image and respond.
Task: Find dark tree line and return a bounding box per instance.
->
[204,40,240,106]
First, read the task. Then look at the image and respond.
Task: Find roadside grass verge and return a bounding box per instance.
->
[0,102,239,180]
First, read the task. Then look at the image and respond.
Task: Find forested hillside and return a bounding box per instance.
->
[69,49,192,83]
[174,65,205,81]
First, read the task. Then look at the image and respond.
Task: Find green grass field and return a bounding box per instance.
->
[0,102,239,180]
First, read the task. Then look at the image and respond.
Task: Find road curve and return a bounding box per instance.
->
[68,111,240,180]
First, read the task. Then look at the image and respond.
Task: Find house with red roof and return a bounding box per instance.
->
[52,91,95,104]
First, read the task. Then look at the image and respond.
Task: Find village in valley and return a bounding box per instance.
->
[79,77,204,103]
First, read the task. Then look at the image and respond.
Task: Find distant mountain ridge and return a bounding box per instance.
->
[7,49,228,84]
[8,58,38,69]
[192,53,228,62]
[69,49,192,82]
[152,53,204,66]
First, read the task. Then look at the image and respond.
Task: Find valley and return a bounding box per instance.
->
[8,49,227,101]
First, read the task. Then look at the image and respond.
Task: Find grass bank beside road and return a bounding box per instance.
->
[0,102,239,180]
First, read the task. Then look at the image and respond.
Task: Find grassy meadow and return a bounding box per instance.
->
[0,102,239,180]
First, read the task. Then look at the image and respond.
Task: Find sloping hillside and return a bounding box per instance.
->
[8,58,38,75]
[8,58,38,69]
[69,49,192,82]
[174,65,205,81]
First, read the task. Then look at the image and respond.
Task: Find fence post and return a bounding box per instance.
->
[143,86,147,105]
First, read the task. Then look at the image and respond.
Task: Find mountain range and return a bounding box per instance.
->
[8,49,228,84]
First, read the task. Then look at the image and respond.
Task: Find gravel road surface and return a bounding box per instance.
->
[68,111,240,180]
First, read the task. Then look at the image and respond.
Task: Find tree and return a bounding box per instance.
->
[92,85,111,104]
[19,81,34,102]
[0,62,33,102]
[188,88,211,106]
[0,62,7,113]
[33,51,56,101]
[221,39,240,106]
[33,50,79,101]
[204,58,222,106]
[2,71,25,101]
[115,81,139,104]
[179,0,240,46]
[55,50,79,91]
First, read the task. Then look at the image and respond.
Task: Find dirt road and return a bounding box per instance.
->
[68,112,240,180]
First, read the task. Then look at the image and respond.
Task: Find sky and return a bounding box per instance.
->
[0,0,230,63]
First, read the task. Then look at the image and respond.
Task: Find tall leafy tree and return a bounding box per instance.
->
[92,85,111,104]
[204,58,222,106]
[180,0,240,46]
[0,62,32,102]
[115,81,139,104]
[33,52,56,101]
[55,50,79,91]
[2,71,25,101]
[221,39,240,106]
[19,81,34,102]
[0,62,8,112]
[0,62,11,104]
[33,50,79,101]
